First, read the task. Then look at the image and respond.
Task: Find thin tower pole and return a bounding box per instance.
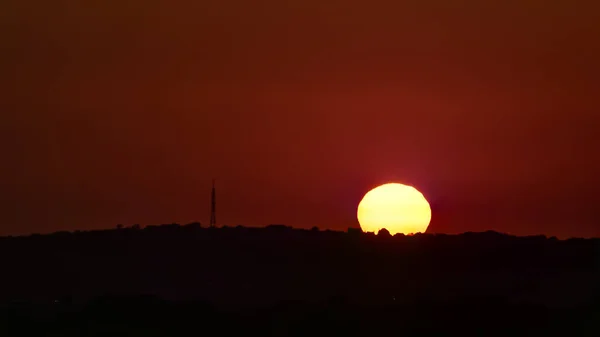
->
[210,179,216,227]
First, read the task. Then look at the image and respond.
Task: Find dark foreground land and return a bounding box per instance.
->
[0,224,599,336]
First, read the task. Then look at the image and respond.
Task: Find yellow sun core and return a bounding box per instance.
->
[357,183,431,235]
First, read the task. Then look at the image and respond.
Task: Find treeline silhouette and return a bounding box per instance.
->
[0,223,599,336]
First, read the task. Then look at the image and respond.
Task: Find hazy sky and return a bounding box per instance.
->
[1,0,599,237]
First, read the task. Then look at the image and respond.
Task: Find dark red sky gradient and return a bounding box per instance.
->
[1,0,599,237]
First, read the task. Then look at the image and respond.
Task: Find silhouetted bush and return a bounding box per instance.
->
[377,228,391,237]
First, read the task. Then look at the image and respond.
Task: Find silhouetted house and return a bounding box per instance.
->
[184,222,202,229]
[347,227,362,235]
[266,224,291,231]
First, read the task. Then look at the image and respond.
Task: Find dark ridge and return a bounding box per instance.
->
[0,224,599,336]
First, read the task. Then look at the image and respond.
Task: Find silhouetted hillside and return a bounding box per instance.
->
[0,224,599,336]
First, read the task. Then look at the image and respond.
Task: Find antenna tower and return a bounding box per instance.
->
[209,179,216,227]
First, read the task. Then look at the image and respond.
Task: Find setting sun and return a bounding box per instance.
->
[357,183,432,235]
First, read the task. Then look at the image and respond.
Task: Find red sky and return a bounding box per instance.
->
[1,0,599,237]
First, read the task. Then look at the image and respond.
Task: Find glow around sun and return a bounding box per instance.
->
[357,183,431,235]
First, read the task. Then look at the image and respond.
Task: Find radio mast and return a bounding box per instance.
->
[209,179,216,227]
